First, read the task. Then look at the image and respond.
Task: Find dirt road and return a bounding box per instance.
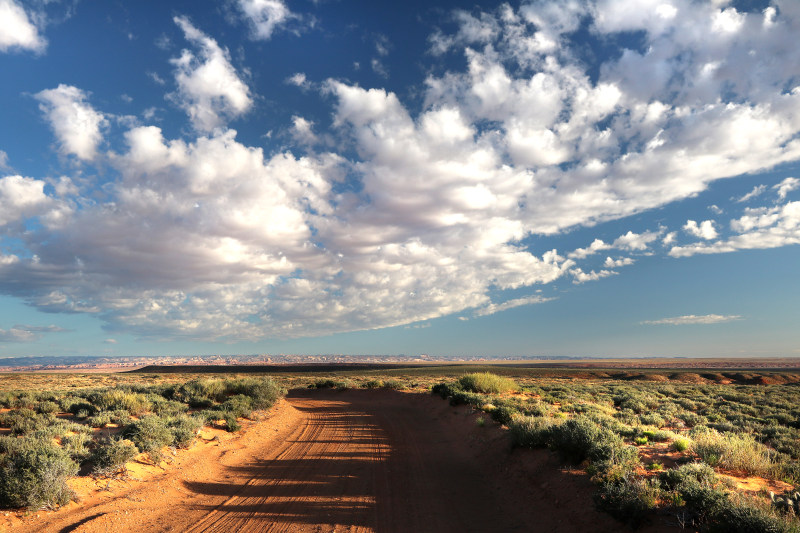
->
[8,389,677,532]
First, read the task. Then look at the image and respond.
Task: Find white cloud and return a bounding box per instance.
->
[568,238,610,259]
[0,0,46,53]
[0,150,8,170]
[683,219,718,240]
[737,184,766,203]
[4,1,800,342]
[286,72,310,90]
[612,231,660,251]
[774,177,799,200]
[0,175,53,227]
[670,201,800,257]
[35,85,107,161]
[474,295,553,317]
[603,256,634,268]
[570,268,617,284]
[170,16,253,132]
[237,0,294,40]
[290,116,318,145]
[641,314,743,325]
[0,324,66,342]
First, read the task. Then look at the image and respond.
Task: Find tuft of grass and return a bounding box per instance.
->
[457,373,518,394]
[692,429,775,477]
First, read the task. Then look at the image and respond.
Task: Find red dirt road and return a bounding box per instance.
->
[8,389,680,532]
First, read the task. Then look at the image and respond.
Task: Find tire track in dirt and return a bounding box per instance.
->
[185,394,386,532]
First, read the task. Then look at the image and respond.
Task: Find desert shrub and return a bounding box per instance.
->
[509,414,559,448]
[123,416,173,462]
[362,379,383,389]
[149,397,188,417]
[61,432,91,461]
[63,399,95,417]
[490,403,520,425]
[88,411,113,428]
[457,373,517,394]
[593,475,659,527]
[639,413,665,428]
[168,415,204,448]
[1,408,46,436]
[659,462,718,491]
[678,411,708,427]
[222,413,240,432]
[217,394,253,419]
[172,379,226,407]
[224,377,284,409]
[91,438,139,476]
[0,440,78,510]
[548,416,628,464]
[382,379,405,390]
[35,401,60,415]
[672,437,691,452]
[90,389,150,416]
[311,378,353,390]
[693,430,775,476]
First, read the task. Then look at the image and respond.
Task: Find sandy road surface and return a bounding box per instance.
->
[7,389,679,533]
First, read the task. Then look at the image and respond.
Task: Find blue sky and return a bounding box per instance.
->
[0,0,799,359]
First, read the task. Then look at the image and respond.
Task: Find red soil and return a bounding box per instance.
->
[5,389,682,532]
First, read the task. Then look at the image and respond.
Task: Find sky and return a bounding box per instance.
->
[0,0,799,359]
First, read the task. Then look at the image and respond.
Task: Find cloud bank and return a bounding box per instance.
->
[2,2,800,342]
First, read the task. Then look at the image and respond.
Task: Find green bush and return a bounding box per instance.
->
[382,379,405,390]
[509,415,558,448]
[91,438,139,476]
[90,389,150,416]
[123,416,173,462]
[217,394,253,419]
[457,373,518,394]
[168,415,204,448]
[594,476,659,527]
[224,377,284,409]
[0,441,78,510]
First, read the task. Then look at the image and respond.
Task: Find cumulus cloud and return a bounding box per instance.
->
[0,175,54,227]
[3,1,800,342]
[603,256,634,268]
[570,268,617,284]
[670,201,800,257]
[170,16,252,132]
[775,177,799,200]
[641,314,743,325]
[568,238,610,259]
[0,0,46,53]
[237,0,294,40]
[683,219,718,240]
[35,85,107,160]
[474,295,554,317]
[612,231,661,251]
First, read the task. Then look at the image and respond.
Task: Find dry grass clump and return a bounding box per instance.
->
[691,428,775,477]
[457,373,518,394]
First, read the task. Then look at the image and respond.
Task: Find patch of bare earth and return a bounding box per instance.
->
[5,389,682,532]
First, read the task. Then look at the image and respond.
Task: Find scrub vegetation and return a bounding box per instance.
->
[0,376,284,510]
[432,373,800,532]
[2,363,800,531]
